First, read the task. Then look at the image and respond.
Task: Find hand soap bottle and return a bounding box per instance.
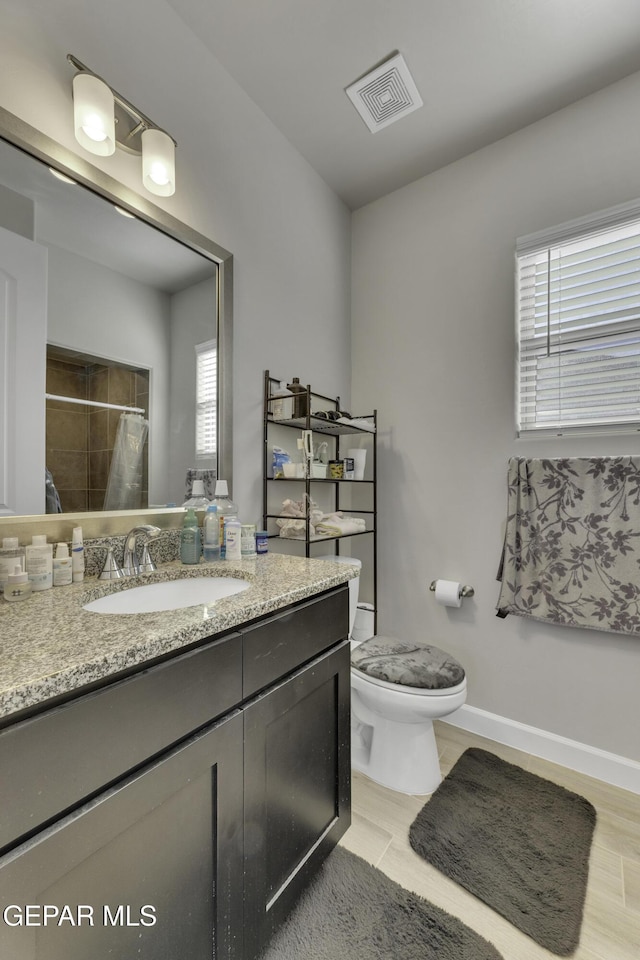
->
[53,542,73,587]
[180,508,201,564]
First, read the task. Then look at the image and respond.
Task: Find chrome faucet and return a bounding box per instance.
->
[122,524,162,577]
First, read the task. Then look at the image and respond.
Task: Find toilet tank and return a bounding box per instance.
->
[316,555,360,636]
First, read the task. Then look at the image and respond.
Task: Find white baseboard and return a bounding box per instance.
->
[441,704,640,795]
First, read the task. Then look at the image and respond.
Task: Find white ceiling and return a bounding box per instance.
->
[166,0,640,209]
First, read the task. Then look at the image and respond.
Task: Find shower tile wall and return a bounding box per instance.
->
[46,354,149,513]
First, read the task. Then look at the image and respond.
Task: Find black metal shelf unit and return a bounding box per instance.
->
[262,370,377,625]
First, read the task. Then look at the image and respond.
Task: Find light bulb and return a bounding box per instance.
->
[142,128,175,197]
[73,73,115,156]
[149,162,170,186]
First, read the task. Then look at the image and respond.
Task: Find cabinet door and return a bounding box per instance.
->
[0,711,243,960]
[243,641,351,960]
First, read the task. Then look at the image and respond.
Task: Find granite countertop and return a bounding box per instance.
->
[0,554,358,722]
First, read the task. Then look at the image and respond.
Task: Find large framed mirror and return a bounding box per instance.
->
[0,105,232,520]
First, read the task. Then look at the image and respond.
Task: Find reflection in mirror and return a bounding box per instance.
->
[46,345,151,512]
[0,107,232,519]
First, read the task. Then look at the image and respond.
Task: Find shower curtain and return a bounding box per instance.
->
[103,413,149,511]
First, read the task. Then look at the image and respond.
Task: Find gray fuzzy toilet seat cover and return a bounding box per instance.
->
[351,636,465,689]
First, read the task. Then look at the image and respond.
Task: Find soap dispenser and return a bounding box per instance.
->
[180,508,201,564]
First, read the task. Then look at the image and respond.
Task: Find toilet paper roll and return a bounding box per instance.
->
[434,579,462,608]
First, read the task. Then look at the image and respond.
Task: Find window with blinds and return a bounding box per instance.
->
[195,339,217,458]
[516,203,640,436]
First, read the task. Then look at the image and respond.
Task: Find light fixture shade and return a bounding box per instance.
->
[72,73,115,156]
[141,128,175,197]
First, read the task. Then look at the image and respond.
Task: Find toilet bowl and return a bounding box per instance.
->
[351,660,466,795]
[319,555,467,796]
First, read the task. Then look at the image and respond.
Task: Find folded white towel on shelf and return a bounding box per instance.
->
[315,514,367,538]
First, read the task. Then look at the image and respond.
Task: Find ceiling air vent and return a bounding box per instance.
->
[345,53,423,133]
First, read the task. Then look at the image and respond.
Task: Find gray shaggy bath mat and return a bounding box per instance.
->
[261,845,503,960]
[409,747,597,955]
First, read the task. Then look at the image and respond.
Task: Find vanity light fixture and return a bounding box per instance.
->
[68,54,177,197]
[114,205,136,219]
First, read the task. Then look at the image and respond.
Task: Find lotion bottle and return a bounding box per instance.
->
[53,542,73,587]
[72,526,85,583]
[0,538,25,596]
[26,535,53,591]
[3,565,32,602]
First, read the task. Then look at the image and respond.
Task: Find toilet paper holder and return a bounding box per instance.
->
[429,580,475,599]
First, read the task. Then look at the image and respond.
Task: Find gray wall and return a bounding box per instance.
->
[352,70,640,763]
[0,0,352,527]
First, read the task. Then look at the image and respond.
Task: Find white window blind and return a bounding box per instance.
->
[516,202,640,436]
[195,339,217,458]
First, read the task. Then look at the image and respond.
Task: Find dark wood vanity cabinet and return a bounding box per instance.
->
[243,640,350,960]
[0,711,245,960]
[0,584,351,960]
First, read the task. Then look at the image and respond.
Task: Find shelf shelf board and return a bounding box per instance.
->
[267,414,375,436]
[267,529,375,542]
[267,477,373,483]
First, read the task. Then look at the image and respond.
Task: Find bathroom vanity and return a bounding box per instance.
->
[0,555,355,960]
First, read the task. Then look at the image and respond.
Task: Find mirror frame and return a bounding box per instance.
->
[0,105,233,521]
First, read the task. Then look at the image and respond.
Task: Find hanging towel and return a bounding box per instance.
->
[497,457,640,636]
[103,414,149,511]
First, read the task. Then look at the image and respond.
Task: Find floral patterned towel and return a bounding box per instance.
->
[496,457,640,636]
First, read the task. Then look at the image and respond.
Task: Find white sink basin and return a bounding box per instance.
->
[83,576,251,615]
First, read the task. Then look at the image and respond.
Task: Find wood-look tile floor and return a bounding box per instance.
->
[339,721,640,960]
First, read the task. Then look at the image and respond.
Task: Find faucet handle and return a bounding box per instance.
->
[139,541,158,574]
[95,545,126,580]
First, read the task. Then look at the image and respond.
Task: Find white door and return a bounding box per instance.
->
[0,224,48,516]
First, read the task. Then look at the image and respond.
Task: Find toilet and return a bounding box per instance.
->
[325,556,467,796]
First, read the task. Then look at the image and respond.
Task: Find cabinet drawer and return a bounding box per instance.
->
[0,632,242,851]
[242,586,348,697]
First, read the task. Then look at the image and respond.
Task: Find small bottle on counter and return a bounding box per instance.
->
[203,505,220,561]
[241,524,257,558]
[72,526,85,583]
[0,538,25,596]
[255,531,269,555]
[224,517,242,560]
[3,565,32,602]
[26,535,53,591]
[53,542,73,587]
